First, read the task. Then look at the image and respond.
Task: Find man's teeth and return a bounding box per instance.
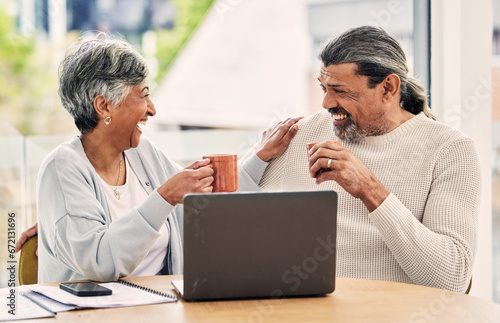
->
[332,114,347,120]
[137,121,146,131]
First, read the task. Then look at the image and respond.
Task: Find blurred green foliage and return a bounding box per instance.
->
[0,13,33,72]
[0,8,69,136]
[155,0,214,83]
[0,0,214,135]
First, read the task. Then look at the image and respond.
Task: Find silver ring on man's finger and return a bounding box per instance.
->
[327,158,332,169]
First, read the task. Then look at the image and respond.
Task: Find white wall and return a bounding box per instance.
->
[152,0,310,129]
[431,0,493,300]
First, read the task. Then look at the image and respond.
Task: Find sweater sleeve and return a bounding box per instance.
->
[38,148,175,283]
[237,152,268,191]
[368,138,481,292]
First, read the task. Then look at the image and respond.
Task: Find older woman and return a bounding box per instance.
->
[37,36,300,283]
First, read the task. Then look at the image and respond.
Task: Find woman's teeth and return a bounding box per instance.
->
[137,121,146,131]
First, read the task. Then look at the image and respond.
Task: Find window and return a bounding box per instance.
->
[492,0,500,304]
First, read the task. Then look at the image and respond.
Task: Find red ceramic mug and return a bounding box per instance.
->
[203,154,238,192]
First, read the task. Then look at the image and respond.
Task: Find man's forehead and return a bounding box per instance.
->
[319,63,358,79]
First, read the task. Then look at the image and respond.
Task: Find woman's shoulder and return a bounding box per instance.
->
[40,136,91,175]
[45,136,83,161]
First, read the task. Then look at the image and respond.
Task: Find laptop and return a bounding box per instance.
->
[172,190,338,301]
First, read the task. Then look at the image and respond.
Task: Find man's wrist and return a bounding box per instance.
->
[360,185,390,213]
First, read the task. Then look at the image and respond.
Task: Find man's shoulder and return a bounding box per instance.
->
[410,114,479,161]
[416,114,473,145]
[295,110,334,138]
[298,110,332,128]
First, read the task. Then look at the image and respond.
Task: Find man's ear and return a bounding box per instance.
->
[93,95,110,120]
[381,74,401,103]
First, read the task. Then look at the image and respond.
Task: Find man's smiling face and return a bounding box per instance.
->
[318,63,392,142]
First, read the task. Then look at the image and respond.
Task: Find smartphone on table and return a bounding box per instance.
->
[59,282,112,297]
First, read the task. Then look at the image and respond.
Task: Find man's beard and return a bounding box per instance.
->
[328,108,388,143]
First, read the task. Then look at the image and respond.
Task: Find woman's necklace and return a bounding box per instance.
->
[109,158,123,200]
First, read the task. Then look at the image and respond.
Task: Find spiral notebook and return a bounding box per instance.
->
[26,279,177,311]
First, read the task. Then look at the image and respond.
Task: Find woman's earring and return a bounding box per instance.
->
[104,116,111,125]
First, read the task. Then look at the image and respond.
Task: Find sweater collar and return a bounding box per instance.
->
[352,112,428,145]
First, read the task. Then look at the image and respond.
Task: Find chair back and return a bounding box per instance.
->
[19,236,38,285]
[465,276,472,294]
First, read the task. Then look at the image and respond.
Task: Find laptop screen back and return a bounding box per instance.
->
[182,191,337,300]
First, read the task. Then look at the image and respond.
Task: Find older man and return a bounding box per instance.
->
[254,26,481,293]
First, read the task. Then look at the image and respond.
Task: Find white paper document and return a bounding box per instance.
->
[0,286,62,321]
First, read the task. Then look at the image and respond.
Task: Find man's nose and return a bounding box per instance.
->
[322,93,339,110]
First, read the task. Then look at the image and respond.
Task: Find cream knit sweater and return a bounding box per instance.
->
[259,110,481,292]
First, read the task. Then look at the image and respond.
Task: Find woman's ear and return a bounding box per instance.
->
[93,95,110,120]
[381,74,401,103]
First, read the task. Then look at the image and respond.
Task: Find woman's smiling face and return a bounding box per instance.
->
[109,80,156,149]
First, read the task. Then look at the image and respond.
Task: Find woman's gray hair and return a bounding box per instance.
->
[319,26,436,120]
[58,34,149,134]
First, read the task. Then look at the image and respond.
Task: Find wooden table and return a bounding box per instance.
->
[18,275,500,322]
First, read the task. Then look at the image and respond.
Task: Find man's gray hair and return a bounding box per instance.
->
[58,34,149,134]
[319,26,435,120]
